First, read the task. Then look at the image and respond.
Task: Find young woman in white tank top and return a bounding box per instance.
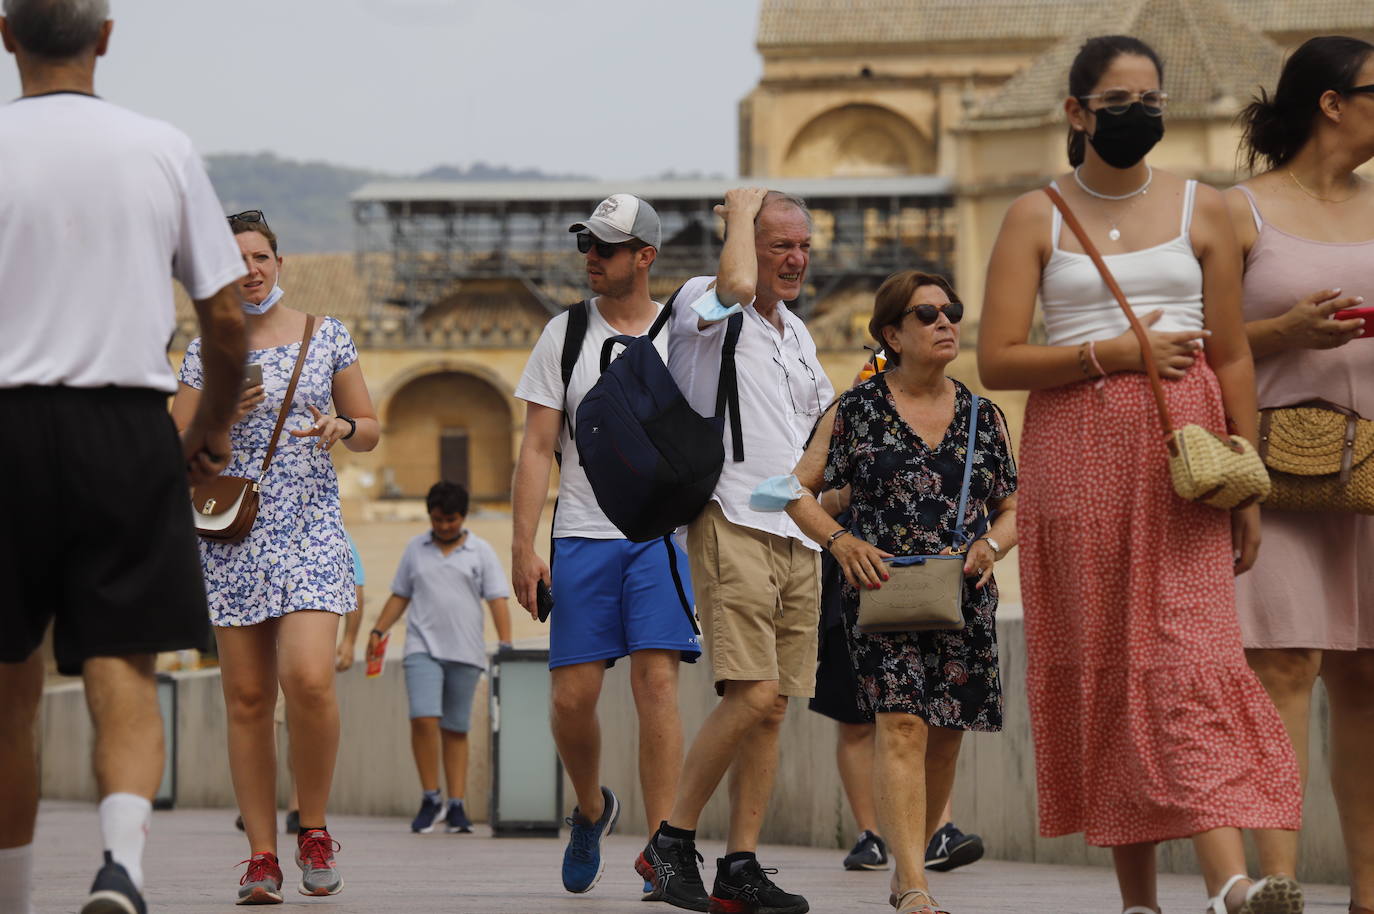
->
[977,35,1302,914]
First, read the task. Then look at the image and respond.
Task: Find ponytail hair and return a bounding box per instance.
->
[1240,35,1374,173]
[1066,35,1164,166]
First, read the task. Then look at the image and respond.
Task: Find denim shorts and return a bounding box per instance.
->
[402,652,483,733]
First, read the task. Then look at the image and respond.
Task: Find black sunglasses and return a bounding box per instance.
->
[1346,83,1374,96]
[576,232,636,258]
[228,209,266,225]
[900,300,964,326]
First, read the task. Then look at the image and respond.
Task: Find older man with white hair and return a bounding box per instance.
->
[0,1,246,913]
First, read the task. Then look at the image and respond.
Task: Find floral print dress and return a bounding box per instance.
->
[824,375,1017,729]
[180,316,359,626]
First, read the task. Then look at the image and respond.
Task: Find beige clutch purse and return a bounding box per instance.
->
[857,555,967,633]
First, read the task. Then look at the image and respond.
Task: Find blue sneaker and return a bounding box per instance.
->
[445,800,473,834]
[561,785,619,894]
[410,794,443,833]
[81,851,147,914]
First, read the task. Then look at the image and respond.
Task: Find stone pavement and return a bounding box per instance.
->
[33,801,1350,913]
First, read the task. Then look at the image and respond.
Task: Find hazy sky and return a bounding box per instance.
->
[0,0,762,179]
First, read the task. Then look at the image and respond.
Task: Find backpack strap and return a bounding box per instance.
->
[715,312,745,462]
[662,535,701,636]
[559,300,590,442]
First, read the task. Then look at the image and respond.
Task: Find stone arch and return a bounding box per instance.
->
[380,364,514,501]
[781,103,934,177]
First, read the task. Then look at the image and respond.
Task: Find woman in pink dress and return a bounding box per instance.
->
[977,35,1302,914]
[1227,35,1374,914]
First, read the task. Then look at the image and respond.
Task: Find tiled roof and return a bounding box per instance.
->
[757,0,1094,48]
[758,0,1372,50]
[966,0,1284,128]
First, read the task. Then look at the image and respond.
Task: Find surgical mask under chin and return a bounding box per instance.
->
[1087,103,1164,169]
[241,283,284,316]
[750,474,807,513]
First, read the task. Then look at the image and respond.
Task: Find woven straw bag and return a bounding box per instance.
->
[1045,188,1271,510]
[1257,401,1374,513]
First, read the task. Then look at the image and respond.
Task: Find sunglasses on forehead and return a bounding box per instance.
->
[227,209,267,225]
[576,232,637,258]
[900,300,964,325]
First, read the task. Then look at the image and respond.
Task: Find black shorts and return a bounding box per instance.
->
[0,386,210,675]
[807,622,872,725]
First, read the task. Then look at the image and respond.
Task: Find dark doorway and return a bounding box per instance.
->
[440,429,471,492]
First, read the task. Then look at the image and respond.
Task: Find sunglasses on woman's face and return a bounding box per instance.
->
[900,300,964,326]
[576,233,633,258]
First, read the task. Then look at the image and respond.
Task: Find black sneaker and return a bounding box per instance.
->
[709,858,809,914]
[924,822,984,872]
[842,830,889,871]
[285,809,300,835]
[636,828,709,912]
[81,851,147,914]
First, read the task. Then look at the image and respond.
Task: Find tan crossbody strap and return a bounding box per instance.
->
[258,313,316,476]
[1043,186,1176,435]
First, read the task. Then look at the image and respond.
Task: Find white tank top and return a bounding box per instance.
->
[1039,179,1205,346]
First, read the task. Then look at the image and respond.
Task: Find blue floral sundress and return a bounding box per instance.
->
[180,315,358,626]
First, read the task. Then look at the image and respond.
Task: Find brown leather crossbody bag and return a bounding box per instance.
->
[191,314,316,543]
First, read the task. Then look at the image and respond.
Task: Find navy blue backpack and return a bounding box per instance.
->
[564,288,743,631]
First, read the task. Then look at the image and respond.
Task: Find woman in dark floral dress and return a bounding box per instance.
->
[788,271,1018,914]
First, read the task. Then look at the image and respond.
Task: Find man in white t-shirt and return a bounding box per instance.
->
[512,194,699,899]
[0,3,247,913]
[638,188,833,914]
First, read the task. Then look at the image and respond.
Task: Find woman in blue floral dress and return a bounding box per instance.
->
[171,211,379,904]
[787,271,1018,914]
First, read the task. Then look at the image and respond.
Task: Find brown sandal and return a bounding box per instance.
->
[893,888,949,914]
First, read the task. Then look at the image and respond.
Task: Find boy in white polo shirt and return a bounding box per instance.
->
[367,481,511,835]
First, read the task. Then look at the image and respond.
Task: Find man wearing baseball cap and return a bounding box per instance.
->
[511,194,699,899]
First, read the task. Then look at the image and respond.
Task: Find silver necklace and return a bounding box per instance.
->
[1074,165,1152,241]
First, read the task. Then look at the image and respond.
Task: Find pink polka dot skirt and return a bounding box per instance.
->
[1017,357,1302,846]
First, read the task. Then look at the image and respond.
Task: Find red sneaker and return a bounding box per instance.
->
[295,828,343,896]
[236,852,283,905]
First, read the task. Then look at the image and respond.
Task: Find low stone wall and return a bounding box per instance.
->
[40,618,1345,884]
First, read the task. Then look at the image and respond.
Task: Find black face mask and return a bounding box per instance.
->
[1088,102,1165,169]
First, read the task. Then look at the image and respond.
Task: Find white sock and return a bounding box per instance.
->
[0,844,36,914]
[99,793,150,891]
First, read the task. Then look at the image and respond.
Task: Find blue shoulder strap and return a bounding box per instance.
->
[951,393,981,550]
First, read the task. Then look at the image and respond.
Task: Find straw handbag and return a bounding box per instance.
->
[1258,401,1374,513]
[1044,188,1270,510]
[191,315,315,543]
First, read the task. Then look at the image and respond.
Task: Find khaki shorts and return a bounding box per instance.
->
[686,501,820,697]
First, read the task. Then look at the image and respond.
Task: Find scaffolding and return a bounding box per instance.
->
[351,175,957,334]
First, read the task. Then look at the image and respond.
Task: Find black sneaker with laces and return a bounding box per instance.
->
[81,851,147,914]
[636,827,709,912]
[924,821,984,872]
[842,830,889,871]
[708,857,809,914]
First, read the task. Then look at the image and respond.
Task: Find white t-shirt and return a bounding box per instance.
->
[0,93,245,393]
[667,275,835,548]
[514,298,670,539]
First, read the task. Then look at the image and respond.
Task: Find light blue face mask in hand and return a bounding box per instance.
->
[750,474,807,512]
[690,288,744,323]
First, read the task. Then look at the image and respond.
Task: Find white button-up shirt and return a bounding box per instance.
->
[668,275,835,548]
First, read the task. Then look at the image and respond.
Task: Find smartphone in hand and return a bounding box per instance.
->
[1333,304,1374,338]
[536,579,554,623]
[243,362,263,388]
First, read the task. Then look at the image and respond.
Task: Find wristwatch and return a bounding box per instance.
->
[337,414,357,440]
[982,537,1002,556]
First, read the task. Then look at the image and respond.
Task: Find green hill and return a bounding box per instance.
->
[205,153,588,253]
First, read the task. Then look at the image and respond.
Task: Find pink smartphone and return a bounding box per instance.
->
[1333,304,1374,338]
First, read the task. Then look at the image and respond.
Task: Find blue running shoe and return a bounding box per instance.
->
[81,851,147,914]
[411,794,443,834]
[562,785,619,893]
[445,800,473,834]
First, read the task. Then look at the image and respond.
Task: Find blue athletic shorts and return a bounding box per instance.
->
[548,537,701,669]
[402,652,482,733]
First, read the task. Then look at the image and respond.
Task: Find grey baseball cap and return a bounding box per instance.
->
[568,194,661,248]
